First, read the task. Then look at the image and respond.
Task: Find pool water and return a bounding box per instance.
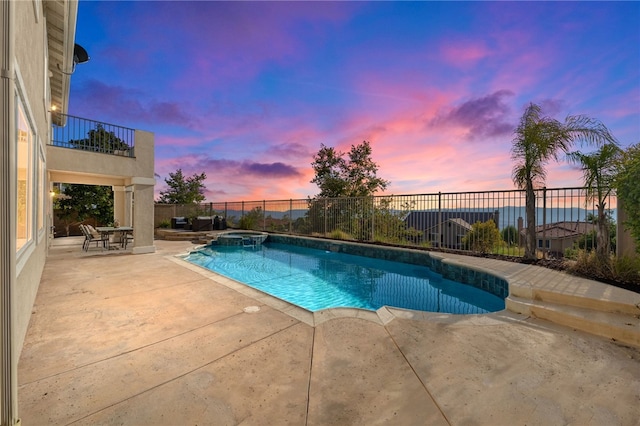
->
[184,242,505,314]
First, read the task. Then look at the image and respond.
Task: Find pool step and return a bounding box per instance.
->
[506,295,640,347]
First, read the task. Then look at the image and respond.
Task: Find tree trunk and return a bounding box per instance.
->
[596,203,610,263]
[524,185,537,261]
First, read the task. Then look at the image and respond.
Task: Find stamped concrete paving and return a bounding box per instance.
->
[18,239,640,425]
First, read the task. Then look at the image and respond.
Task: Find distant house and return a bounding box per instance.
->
[519,220,597,257]
[404,210,499,248]
[424,218,472,249]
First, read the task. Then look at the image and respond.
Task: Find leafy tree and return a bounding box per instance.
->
[501,225,518,246]
[462,220,502,254]
[614,143,640,251]
[157,169,206,204]
[511,103,617,260]
[55,184,114,236]
[308,141,389,239]
[311,141,389,198]
[69,124,130,153]
[567,142,621,261]
[373,198,423,245]
[239,207,263,230]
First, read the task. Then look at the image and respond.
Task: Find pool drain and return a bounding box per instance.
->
[243,306,260,313]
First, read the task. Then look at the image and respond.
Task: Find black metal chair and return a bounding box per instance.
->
[79,224,108,251]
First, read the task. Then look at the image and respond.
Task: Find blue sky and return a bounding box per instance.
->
[69,1,640,201]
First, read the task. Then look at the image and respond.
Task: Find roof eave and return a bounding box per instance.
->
[45,0,78,124]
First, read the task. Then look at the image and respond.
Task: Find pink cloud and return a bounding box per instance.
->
[440,41,492,68]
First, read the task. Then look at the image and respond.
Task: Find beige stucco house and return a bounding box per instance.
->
[425,218,473,249]
[524,221,597,258]
[1,1,155,423]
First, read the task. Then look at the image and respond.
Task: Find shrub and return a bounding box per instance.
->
[238,215,256,230]
[611,255,640,285]
[463,220,502,254]
[501,225,518,246]
[567,250,640,287]
[157,219,171,229]
[329,229,353,240]
[568,250,612,280]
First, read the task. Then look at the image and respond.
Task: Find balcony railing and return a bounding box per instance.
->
[51,113,135,157]
[155,187,618,259]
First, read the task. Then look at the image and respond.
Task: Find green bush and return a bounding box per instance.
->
[567,249,640,286]
[501,225,518,246]
[157,219,171,229]
[615,143,640,252]
[238,215,256,230]
[463,220,502,254]
[329,229,353,240]
[611,255,640,285]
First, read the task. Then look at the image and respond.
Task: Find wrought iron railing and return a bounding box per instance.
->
[155,187,617,259]
[51,113,135,157]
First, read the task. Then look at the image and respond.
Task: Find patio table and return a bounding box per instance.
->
[96,226,134,250]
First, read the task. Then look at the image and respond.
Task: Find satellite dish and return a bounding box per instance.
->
[73,44,90,65]
[58,43,90,75]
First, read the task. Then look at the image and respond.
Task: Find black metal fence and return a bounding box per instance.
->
[51,113,135,157]
[156,187,617,259]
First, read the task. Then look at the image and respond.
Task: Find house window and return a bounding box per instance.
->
[537,239,550,249]
[17,99,34,252]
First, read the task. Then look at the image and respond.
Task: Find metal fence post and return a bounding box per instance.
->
[370,196,375,242]
[437,192,442,248]
[324,198,328,237]
[289,199,293,234]
[542,187,547,258]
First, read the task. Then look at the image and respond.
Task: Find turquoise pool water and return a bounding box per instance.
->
[184,242,505,314]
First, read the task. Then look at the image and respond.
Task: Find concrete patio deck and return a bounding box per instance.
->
[17,238,640,425]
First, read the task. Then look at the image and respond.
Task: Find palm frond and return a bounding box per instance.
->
[564,114,618,147]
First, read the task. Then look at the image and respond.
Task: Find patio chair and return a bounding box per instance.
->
[80,224,108,251]
[119,229,134,249]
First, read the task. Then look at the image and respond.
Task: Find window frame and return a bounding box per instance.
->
[37,141,46,242]
[14,63,38,269]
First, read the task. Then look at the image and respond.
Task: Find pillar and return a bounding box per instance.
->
[112,186,126,226]
[124,185,133,227]
[617,199,638,258]
[131,177,156,254]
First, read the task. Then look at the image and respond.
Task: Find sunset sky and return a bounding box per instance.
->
[69,1,640,202]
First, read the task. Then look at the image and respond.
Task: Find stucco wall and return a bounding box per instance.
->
[13,0,50,360]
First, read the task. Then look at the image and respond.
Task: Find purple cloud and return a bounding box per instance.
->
[241,162,301,178]
[430,90,515,139]
[70,79,194,127]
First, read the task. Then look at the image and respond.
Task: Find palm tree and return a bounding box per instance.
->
[511,103,617,261]
[567,143,621,262]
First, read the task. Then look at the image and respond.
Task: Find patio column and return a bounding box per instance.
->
[131,177,156,254]
[113,186,126,226]
[617,199,637,257]
[124,185,134,227]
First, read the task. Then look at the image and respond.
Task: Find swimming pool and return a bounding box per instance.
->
[183,241,505,314]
